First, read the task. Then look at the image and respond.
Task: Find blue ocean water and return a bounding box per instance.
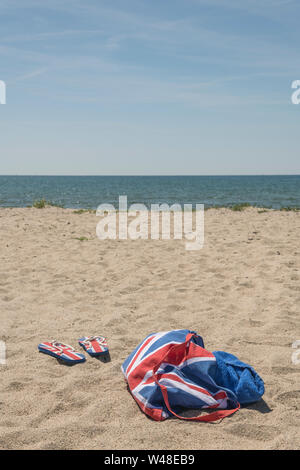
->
[0,175,299,209]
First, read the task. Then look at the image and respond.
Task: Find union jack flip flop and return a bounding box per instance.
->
[38,340,86,364]
[78,336,109,357]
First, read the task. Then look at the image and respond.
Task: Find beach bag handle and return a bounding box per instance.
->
[152,333,240,422]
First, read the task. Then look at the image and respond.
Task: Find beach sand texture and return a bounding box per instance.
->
[0,207,299,450]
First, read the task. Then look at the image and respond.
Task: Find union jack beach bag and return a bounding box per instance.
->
[121,329,240,422]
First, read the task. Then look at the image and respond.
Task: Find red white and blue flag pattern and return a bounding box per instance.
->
[121,329,240,422]
[38,341,86,364]
[78,336,109,357]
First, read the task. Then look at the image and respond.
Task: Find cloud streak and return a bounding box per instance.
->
[1,30,104,43]
[0,1,299,106]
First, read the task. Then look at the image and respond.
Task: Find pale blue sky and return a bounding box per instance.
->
[0,0,299,175]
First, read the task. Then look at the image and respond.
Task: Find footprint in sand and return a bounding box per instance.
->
[272,366,299,375]
[249,319,265,327]
[2,296,14,302]
[276,390,300,409]
[226,423,276,441]
[165,304,184,313]
[6,381,26,392]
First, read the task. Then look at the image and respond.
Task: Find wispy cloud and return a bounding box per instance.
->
[0,0,299,106]
[13,67,48,83]
[192,0,297,11]
[1,29,104,43]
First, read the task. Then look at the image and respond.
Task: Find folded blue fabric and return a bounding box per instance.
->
[212,351,265,405]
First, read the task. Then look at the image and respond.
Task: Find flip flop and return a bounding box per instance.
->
[78,336,109,357]
[38,340,86,364]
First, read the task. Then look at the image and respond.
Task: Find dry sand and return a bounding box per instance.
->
[0,206,299,450]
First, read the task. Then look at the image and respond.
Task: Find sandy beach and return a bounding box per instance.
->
[0,206,299,450]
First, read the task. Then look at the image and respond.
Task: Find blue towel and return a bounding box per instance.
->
[212,351,265,405]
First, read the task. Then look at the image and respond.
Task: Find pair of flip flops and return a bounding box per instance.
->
[38,336,109,364]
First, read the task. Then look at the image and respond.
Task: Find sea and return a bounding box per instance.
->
[0,175,299,209]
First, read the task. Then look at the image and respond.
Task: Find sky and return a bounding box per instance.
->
[0,0,300,175]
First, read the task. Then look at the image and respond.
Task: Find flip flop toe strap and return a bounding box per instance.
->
[82,336,106,349]
[51,340,75,355]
